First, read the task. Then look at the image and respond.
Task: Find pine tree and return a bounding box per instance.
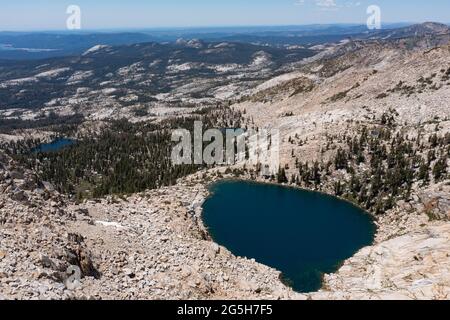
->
[277,168,288,184]
[433,157,448,181]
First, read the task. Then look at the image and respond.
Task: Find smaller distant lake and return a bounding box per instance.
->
[33,138,76,153]
[0,44,59,53]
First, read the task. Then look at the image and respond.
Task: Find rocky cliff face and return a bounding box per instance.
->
[316,221,450,300]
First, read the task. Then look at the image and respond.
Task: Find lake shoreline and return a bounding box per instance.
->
[199,174,376,293]
[0,158,447,300]
[208,176,377,221]
[190,167,447,298]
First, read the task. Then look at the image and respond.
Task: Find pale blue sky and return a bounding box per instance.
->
[1,0,449,31]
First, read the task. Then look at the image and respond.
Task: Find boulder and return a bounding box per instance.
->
[11,190,28,202]
[9,170,24,180]
[41,181,55,192]
[211,243,220,255]
[65,233,101,279]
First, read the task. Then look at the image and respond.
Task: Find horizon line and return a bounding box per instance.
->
[1,21,444,34]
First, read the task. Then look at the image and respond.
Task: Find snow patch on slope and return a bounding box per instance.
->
[83,45,110,56]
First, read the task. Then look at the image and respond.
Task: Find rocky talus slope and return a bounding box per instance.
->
[1,158,305,300]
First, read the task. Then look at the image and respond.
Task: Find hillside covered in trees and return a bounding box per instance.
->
[2,106,243,200]
[283,111,450,215]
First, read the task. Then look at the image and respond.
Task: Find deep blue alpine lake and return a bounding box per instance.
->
[33,138,75,153]
[202,180,376,293]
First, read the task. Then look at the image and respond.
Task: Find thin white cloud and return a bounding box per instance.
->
[295,0,362,11]
[316,0,337,8]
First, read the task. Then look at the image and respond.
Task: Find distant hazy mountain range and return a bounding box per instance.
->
[0,23,419,60]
